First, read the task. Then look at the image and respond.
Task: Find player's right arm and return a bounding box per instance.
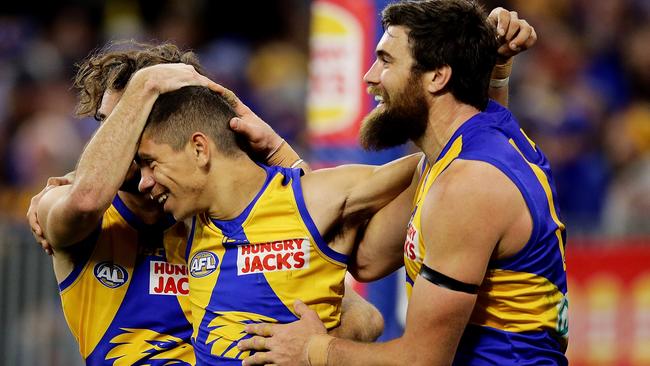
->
[300,153,421,255]
[37,76,159,250]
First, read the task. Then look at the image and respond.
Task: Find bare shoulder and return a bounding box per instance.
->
[428,158,519,210]
[419,159,523,278]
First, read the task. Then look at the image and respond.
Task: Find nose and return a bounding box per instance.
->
[363,59,380,85]
[138,167,156,194]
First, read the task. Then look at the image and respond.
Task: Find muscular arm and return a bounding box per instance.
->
[318,160,524,365]
[348,158,422,281]
[38,74,161,250]
[300,153,421,255]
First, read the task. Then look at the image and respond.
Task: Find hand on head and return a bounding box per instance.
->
[487,7,537,61]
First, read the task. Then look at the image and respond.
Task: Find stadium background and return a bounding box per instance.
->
[0,0,648,364]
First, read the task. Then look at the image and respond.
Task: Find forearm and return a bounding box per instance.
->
[314,336,410,366]
[488,57,512,107]
[71,74,157,212]
[488,83,509,107]
[350,181,415,282]
[265,139,311,172]
[344,153,421,218]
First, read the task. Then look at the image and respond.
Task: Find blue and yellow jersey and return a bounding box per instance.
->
[185,165,348,366]
[404,100,568,365]
[58,194,195,365]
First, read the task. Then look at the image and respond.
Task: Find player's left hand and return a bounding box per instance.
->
[238,300,327,366]
[487,7,537,61]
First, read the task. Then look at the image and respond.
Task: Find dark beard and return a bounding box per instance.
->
[359,75,429,151]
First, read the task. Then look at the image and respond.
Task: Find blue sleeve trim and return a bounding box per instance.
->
[58,217,102,292]
[290,168,349,265]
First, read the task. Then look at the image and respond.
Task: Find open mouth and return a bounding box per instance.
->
[150,192,169,206]
[373,94,388,108]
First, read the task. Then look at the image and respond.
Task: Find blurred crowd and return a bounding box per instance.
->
[0,0,648,238]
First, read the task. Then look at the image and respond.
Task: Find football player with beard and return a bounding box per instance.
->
[239,2,568,366]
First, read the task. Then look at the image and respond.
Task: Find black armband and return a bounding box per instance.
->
[419,264,479,294]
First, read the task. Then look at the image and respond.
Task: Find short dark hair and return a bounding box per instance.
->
[73,40,204,119]
[382,0,498,110]
[145,86,243,156]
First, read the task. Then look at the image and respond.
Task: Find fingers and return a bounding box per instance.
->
[508,19,533,51]
[220,87,239,107]
[229,117,242,131]
[41,240,53,255]
[245,323,275,337]
[27,203,42,236]
[525,26,537,50]
[238,335,270,351]
[494,8,510,37]
[504,11,520,44]
[293,299,312,318]
[229,117,262,142]
[242,351,273,366]
[204,79,226,94]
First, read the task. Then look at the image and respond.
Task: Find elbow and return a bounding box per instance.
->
[348,264,379,283]
[68,186,111,217]
[349,252,386,282]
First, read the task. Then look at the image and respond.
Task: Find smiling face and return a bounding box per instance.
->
[360,26,429,150]
[136,133,207,221]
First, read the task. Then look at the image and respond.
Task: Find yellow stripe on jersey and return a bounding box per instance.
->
[404,136,464,299]
[509,139,567,269]
[470,269,565,332]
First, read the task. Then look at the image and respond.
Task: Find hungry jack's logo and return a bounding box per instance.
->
[237,238,310,275]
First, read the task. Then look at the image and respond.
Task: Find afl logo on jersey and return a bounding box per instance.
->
[94,262,128,288]
[190,251,218,278]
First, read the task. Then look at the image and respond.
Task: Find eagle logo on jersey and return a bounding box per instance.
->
[105,328,194,365]
[94,262,128,288]
[205,311,277,359]
[190,251,219,278]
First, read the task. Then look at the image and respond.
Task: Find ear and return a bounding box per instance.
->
[190,132,210,167]
[423,65,452,94]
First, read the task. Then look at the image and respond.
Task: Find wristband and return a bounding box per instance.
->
[491,57,513,80]
[290,158,304,168]
[307,334,334,366]
[267,140,302,168]
[489,77,510,89]
[265,139,286,160]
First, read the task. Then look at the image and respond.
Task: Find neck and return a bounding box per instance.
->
[203,154,267,220]
[117,191,165,225]
[414,96,480,164]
